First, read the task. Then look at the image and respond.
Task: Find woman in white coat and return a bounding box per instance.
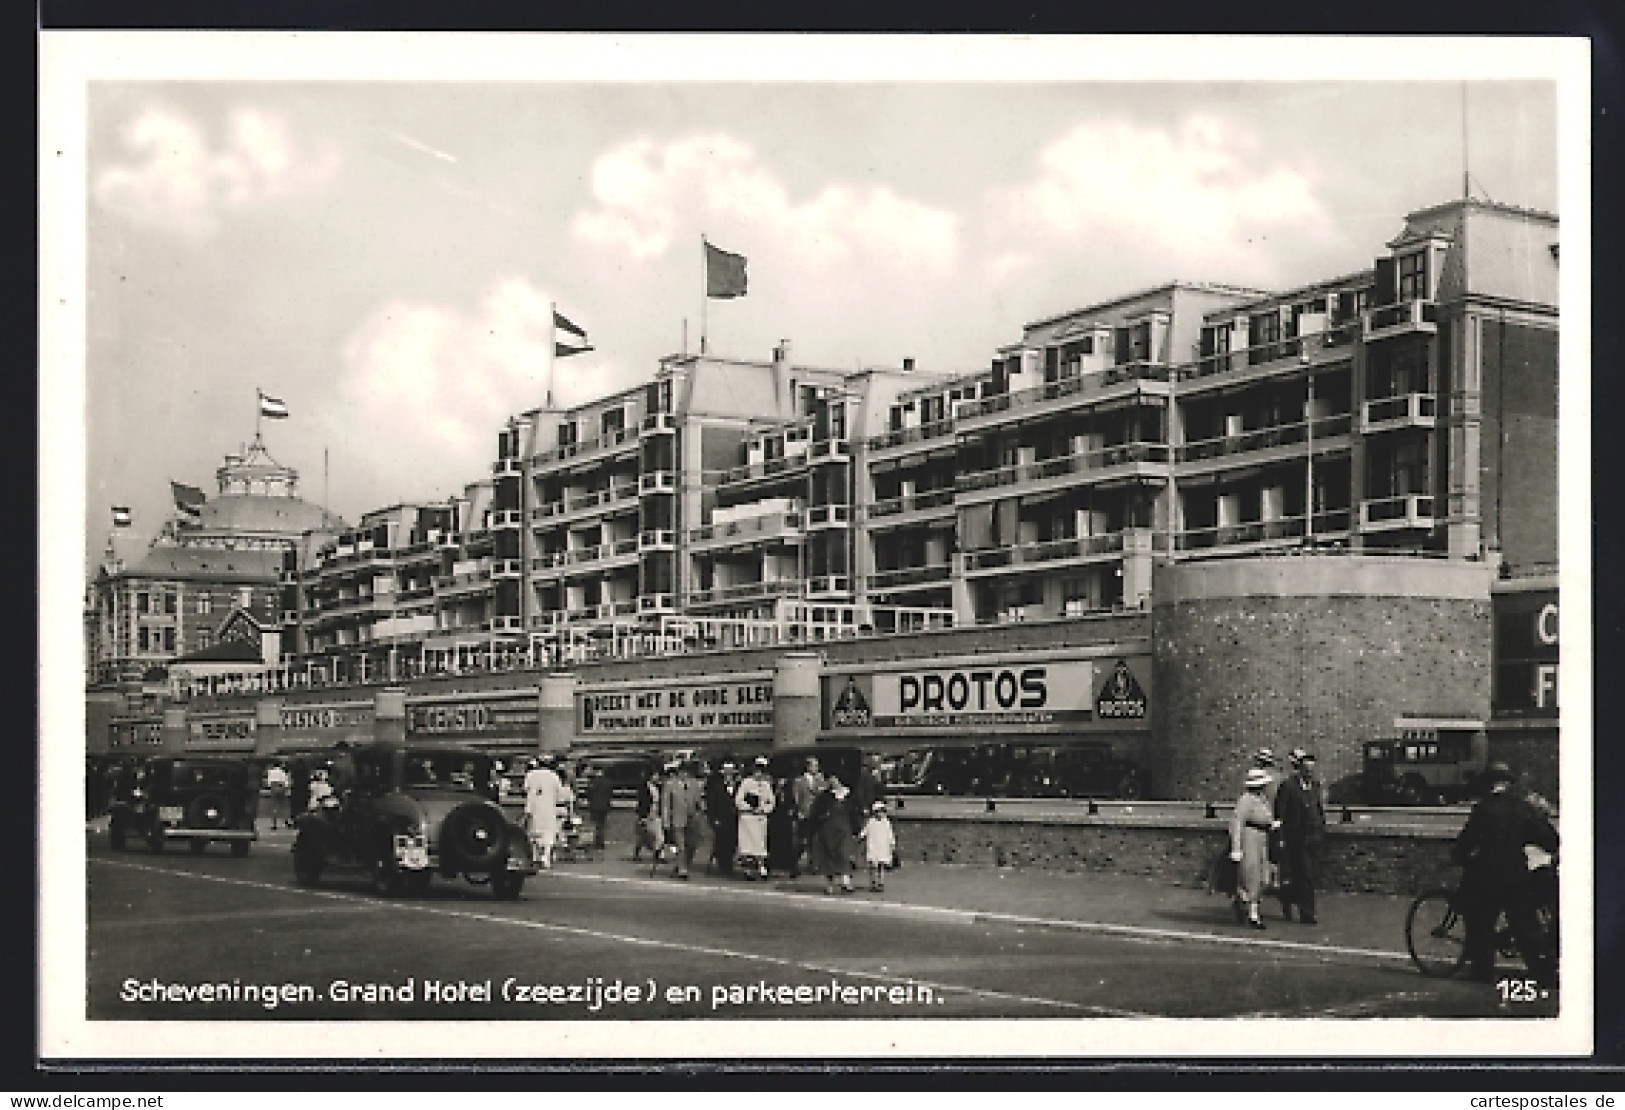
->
[734,757,776,880]
[523,755,566,869]
[1229,767,1280,930]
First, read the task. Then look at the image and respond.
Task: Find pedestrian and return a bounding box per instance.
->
[523,754,566,870]
[734,756,776,880]
[633,766,665,861]
[1250,748,1282,892]
[791,756,827,878]
[1230,767,1280,929]
[850,752,887,819]
[306,767,334,811]
[659,759,707,879]
[766,775,798,877]
[1274,748,1327,924]
[586,767,614,852]
[807,776,858,895]
[859,801,896,892]
[264,761,290,829]
[705,761,740,876]
[1451,761,1559,985]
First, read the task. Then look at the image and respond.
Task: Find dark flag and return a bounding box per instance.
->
[705,240,748,299]
[554,309,593,358]
[111,506,132,528]
[171,481,206,520]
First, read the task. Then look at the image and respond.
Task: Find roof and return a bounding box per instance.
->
[195,493,346,536]
[173,639,265,664]
[1023,280,1272,332]
[120,545,282,583]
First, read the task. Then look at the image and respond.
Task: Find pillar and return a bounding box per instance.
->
[254,698,284,758]
[772,652,823,750]
[374,688,407,744]
[161,707,188,755]
[538,672,577,755]
[1121,527,1155,609]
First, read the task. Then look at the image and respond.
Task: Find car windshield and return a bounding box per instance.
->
[403,751,488,791]
[171,763,238,790]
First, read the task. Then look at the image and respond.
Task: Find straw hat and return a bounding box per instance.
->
[1244,768,1271,789]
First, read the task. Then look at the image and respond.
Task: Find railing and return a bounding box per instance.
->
[639,470,677,494]
[638,529,677,550]
[687,511,804,547]
[686,579,805,606]
[1361,392,1437,432]
[1360,494,1437,529]
[531,424,640,468]
[1177,414,1353,463]
[434,568,493,590]
[954,361,1173,422]
[531,482,639,523]
[864,488,956,520]
[491,509,523,529]
[806,504,852,528]
[1175,510,1353,552]
[808,439,850,464]
[1366,299,1438,336]
[864,564,953,590]
[805,574,852,596]
[957,441,1170,493]
[641,411,676,433]
[716,452,805,486]
[962,531,1126,573]
[492,457,523,477]
[491,558,523,578]
[865,417,954,453]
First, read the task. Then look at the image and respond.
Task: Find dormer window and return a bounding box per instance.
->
[1397,251,1429,302]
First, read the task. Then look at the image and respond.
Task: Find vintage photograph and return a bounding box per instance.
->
[40,34,1590,1060]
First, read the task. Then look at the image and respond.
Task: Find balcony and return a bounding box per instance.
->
[492,456,523,478]
[434,568,494,596]
[491,558,523,580]
[530,551,569,576]
[596,599,640,620]
[491,615,525,635]
[561,537,640,574]
[865,417,956,458]
[280,609,299,625]
[864,564,953,592]
[438,531,462,549]
[955,441,1171,504]
[1365,299,1438,340]
[714,452,806,492]
[639,470,677,495]
[808,438,850,465]
[805,504,852,530]
[395,540,442,566]
[1175,510,1353,555]
[863,487,956,529]
[492,509,523,530]
[530,425,640,471]
[1360,392,1437,434]
[639,593,676,614]
[687,579,804,607]
[687,511,805,553]
[641,411,676,434]
[961,531,1127,576]
[954,361,1174,431]
[278,569,298,585]
[1177,326,1358,393]
[531,482,639,526]
[1359,494,1437,532]
[638,529,677,551]
[396,583,436,603]
[1176,415,1353,472]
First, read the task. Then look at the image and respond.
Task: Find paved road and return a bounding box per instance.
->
[85,834,1545,1023]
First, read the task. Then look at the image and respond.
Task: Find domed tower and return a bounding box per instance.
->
[171,434,346,551]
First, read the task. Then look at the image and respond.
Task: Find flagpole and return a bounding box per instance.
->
[255,389,262,443]
[700,234,708,355]
[547,302,556,408]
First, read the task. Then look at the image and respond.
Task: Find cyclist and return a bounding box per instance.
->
[1450,761,1559,985]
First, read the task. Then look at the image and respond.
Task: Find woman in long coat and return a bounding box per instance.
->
[807,777,859,894]
[1229,767,1278,929]
[734,758,775,880]
[766,776,798,877]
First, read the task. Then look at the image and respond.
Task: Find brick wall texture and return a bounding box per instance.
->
[1151,594,1492,802]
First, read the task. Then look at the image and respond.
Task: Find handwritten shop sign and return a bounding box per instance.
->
[578,677,775,736]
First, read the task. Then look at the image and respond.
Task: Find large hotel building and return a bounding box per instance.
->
[86,197,1562,801]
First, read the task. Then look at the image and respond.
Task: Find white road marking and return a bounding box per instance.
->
[547,870,1415,965]
[92,858,1143,1016]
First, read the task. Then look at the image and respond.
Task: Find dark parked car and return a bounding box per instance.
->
[107,757,260,856]
[291,742,535,899]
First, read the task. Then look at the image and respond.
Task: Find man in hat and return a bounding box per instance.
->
[585,766,614,852]
[1451,762,1559,985]
[659,759,707,879]
[1273,749,1327,924]
[705,760,741,875]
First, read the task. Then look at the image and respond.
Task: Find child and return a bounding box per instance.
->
[860,801,896,892]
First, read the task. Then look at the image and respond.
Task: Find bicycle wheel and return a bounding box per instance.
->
[1406,889,1468,978]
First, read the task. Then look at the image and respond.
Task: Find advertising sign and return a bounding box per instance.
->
[577,676,775,737]
[1492,588,1559,718]
[406,696,538,740]
[825,660,1103,730]
[189,715,256,751]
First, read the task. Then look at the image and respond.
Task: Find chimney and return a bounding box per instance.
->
[902,357,915,373]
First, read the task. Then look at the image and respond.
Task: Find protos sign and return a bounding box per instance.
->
[825,659,1142,731]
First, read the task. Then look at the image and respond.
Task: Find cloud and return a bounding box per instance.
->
[985,115,1330,282]
[572,133,959,275]
[94,105,341,236]
[331,278,631,502]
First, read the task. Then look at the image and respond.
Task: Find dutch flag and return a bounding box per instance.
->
[259,390,290,420]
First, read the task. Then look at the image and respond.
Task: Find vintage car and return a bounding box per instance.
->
[107,757,260,856]
[290,742,535,899]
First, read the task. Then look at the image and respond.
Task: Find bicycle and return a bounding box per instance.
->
[1405,858,1557,978]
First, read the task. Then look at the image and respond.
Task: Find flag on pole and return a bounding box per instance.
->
[553,310,593,358]
[111,506,132,528]
[259,390,290,419]
[705,240,748,299]
[171,481,206,520]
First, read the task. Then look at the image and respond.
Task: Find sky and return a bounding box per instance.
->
[69,42,1564,572]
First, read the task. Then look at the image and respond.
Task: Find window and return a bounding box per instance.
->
[163,627,176,653]
[1398,252,1429,301]
[163,592,177,615]
[238,587,253,608]
[136,592,150,615]
[196,630,213,650]
[197,594,212,615]
[138,627,150,652]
